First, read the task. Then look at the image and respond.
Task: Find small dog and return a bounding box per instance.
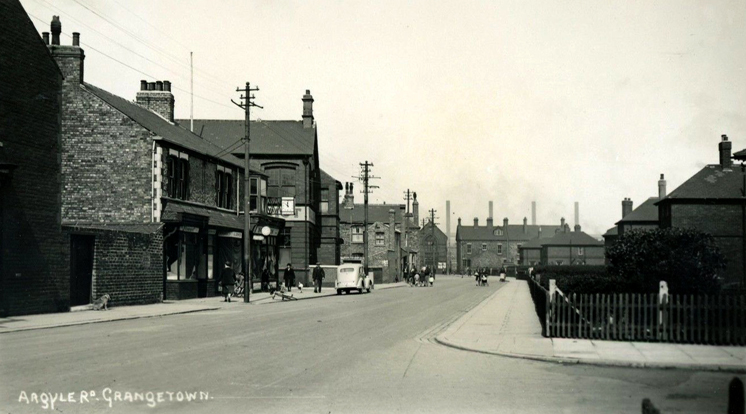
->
[297,282,303,293]
[92,294,110,311]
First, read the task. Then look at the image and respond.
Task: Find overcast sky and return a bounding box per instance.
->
[21,0,746,236]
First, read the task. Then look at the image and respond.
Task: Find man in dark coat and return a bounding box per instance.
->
[220,261,236,302]
[312,262,325,293]
[283,263,295,292]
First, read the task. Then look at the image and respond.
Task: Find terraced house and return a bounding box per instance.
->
[45,17,283,305]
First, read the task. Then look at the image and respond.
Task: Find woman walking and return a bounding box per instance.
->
[220,261,236,302]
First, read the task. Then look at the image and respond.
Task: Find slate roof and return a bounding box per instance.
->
[602,226,618,237]
[177,119,315,156]
[457,223,562,241]
[616,197,659,224]
[84,84,260,172]
[657,164,745,202]
[320,169,342,189]
[541,231,604,246]
[518,238,546,249]
[339,204,406,224]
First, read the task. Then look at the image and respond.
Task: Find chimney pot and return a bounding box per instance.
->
[658,173,667,199]
[148,82,155,91]
[72,32,80,46]
[140,80,147,91]
[50,16,61,45]
[155,81,163,91]
[302,89,314,128]
[163,80,171,91]
[42,32,50,45]
[474,218,479,227]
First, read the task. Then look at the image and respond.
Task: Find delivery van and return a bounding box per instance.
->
[335,263,373,295]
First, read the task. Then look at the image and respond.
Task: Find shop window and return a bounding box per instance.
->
[166,154,189,200]
[165,226,205,280]
[375,232,385,246]
[320,188,329,214]
[216,167,233,209]
[352,226,364,243]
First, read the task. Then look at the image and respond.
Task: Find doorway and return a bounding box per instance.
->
[70,235,94,306]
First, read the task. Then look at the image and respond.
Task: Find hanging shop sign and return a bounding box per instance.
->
[218,231,242,239]
[180,226,200,234]
[253,235,265,241]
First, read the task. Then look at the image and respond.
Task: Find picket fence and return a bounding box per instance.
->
[528,278,746,345]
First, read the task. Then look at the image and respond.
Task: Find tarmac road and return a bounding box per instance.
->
[0,276,739,413]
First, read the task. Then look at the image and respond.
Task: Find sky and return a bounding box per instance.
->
[20,0,746,237]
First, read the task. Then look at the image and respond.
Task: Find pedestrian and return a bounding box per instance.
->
[283,263,295,292]
[313,262,325,293]
[220,261,236,302]
[475,269,481,286]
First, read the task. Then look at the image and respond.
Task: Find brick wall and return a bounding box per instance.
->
[0,1,68,317]
[64,225,163,306]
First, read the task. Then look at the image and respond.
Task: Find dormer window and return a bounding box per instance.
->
[494,228,503,236]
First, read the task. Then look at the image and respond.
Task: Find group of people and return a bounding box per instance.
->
[218,261,327,302]
[408,265,435,287]
[470,266,508,287]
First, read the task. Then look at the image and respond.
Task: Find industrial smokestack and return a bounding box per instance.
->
[489,201,493,220]
[531,201,536,225]
[446,200,451,240]
[574,202,579,228]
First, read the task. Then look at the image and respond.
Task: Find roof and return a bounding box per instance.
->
[541,231,604,246]
[518,238,545,249]
[340,204,405,224]
[457,223,562,241]
[177,119,316,156]
[320,169,342,189]
[657,164,745,202]
[84,84,258,172]
[616,197,659,224]
[419,221,447,239]
[602,226,618,237]
[734,149,746,161]
[4,1,63,77]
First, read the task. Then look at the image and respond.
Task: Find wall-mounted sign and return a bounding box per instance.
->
[281,197,295,216]
[253,235,265,241]
[218,231,242,239]
[181,226,200,234]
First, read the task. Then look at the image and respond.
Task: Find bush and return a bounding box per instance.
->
[532,265,626,294]
[606,228,726,294]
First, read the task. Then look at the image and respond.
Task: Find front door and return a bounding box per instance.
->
[70,235,94,306]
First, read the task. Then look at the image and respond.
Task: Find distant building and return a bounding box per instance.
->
[603,175,666,256]
[540,227,605,265]
[518,238,544,266]
[418,221,448,272]
[657,135,746,289]
[0,1,67,316]
[456,204,562,272]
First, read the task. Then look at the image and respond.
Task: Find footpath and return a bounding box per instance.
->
[436,278,746,373]
[0,282,407,334]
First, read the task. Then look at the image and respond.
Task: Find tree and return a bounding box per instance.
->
[605,228,726,294]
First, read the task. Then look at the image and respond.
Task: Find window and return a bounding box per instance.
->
[216,166,233,209]
[481,243,487,252]
[375,232,385,246]
[577,247,584,256]
[497,244,503,254]
[267,167,296,198]
[352,226,364,244]
[279,228,291,248]
[466,243,472,255]
[494,229,503,236]
[320,188,329,214]
[166,153,189,200]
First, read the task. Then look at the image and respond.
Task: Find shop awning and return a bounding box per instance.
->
[162,202,244,231]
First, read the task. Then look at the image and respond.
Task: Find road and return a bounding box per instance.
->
[0,276,739,413]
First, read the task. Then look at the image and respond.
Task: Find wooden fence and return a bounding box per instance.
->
[528,278,746,345]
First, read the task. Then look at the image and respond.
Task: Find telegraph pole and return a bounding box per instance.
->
[403,189,413,271]
[357,161,378,271]
[232,82,261,303]
[429,208,439,275]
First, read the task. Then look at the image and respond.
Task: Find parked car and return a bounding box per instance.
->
[335,263,373,295]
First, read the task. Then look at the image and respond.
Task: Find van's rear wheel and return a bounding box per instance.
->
[336,289,342,295]
[358,288,363,294]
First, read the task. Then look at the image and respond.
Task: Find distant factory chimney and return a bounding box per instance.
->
[531,201,536,225]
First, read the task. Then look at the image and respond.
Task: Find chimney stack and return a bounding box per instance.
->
[446,200,451,241]
[474,217,479,227]
[622,198,633,218]
[42,32,50,45]
[486,217,494,228]
[302,90,314,129]
[136,79,175,122]
[574,224,581,232]
[458,217,461,227]
[343,182,354,209]
[523,217,527,234]
[47,17,85,85]
[412,192,419,226]
[503,217,508,229]
[658,174,667,199]
[719,135,732,169]
[531,201,536,225]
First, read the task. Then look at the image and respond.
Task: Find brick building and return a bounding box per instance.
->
[657,135,746,289]
[0,1,67,316]
[456,202,561,272]
[518,238,543,266]
[45,17,283,304]
[602,174,667,255]
[318,169,342,265]
[419,221,448,273]
[339,186,405,283]
[182,90,340,285]
[539,227,605,265]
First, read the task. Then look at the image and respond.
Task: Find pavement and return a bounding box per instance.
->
[0,281,408,334]
[435,277,746,373]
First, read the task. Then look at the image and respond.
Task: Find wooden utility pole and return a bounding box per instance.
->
[232,82,261,303]
[357,161,378,271]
